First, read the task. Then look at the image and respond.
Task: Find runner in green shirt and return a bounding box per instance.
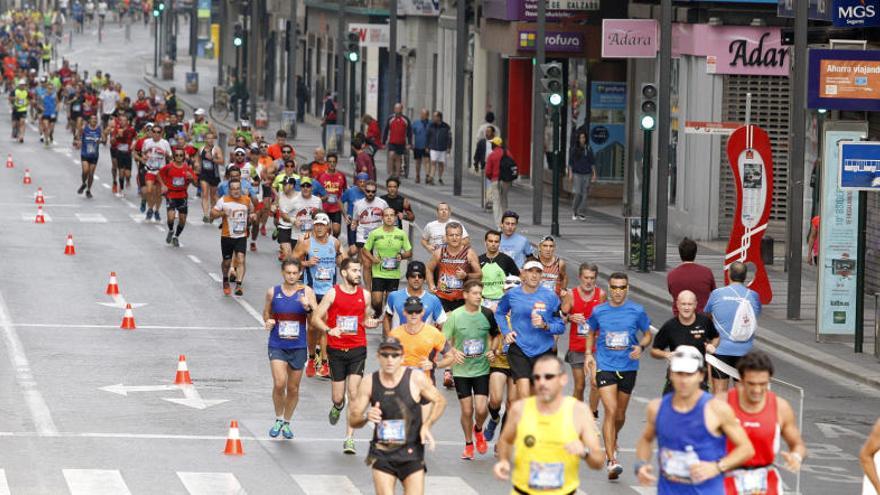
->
[443,280,500,460]
[479,230,520,309]
[363,207,413,315]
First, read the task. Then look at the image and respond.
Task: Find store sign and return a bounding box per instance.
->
[833,0,880,27]
[777,0,833,21]
[704,27,790,76]
[521,0,599,21]
[601,19,658,59]
[518,30,584,53]
[348,23,389,48]
[724,125,774,304]
[397,0,439,16]
[590,82,626,110]
[817,124,866,336]
[808,49,880,111]
[839,142,880,190]
[684,121,742,135]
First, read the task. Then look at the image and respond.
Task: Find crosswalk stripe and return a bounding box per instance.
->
[62,469,131,495]
[129,213,144,223]
[21,212,51,221]
[0,469,10,495]
[75,213,108,223]
[425,476,478,495]
[177,472,246,495]
[291,474,362,494]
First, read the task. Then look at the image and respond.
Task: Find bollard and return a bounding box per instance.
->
[760,236,774,265]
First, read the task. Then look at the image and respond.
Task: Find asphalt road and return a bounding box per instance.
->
[0,19,875,495]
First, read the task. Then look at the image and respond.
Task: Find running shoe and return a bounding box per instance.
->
[222,280,231,296]
[461,443,475,460]
[140,200,146,213]
[319,361,330,378]
[607,460,623,480]
[85,190,92,199]
[77,184,86,194]
[153,210,161,222]
[329,401,344,425]
[443,369,454,389]
[234,284,243,296]
[484,417,498,442]
[250,241,257,252]
[166,231,174,244]
[260,225,267,236]
[577,215,587,221]
[269,419,284,438]
[572,215,578,221]
[172,237,180,247]
[305,358,316,378]
[281,422,293,439]
[146,209,153,221]
[202,215,210,223]
[474,428,488,454]
[112,184,118,194]
[342,437,356,455]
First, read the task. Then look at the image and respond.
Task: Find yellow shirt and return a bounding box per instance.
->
[512,396,581,495]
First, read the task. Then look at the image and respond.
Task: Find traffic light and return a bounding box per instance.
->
[233,24,244,48]
[346,31,360,63]
[640,83,657,131]
[158,1,165,12]
[539,62,563,109]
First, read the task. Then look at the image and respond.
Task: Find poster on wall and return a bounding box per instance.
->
[589,123,625,180]
[839,141,880,190]
[816,123,866,336]
[808,49,880,111]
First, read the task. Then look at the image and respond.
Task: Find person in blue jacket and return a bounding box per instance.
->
[411,108,430,184]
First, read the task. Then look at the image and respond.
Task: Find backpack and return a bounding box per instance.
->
[499,153,518,182]
[727,287,757,342]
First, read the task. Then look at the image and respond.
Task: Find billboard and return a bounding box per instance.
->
[601,19,658,59]
[808,49,880,111]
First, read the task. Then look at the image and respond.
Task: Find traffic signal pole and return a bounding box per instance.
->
[655,0,672,271]
[531,0,546,226]
[336,0,346,131]
[640,127,653,273]
[551,108,560,236]
[453,0,466,196]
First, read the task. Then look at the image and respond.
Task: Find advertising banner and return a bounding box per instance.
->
[520,0,599,21]
[702,27,790,77]
[601,19,657,59]
[832,0,880,27]
[518,31,584,53]
[817,124,866,336]
[349,23,389,48]
[808,49,880,111]
[839,142,880,190]
[589,82,626,109]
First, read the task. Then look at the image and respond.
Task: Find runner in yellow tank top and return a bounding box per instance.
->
[494,355,604,495]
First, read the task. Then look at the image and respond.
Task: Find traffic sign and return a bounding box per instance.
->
[839,141,880,190]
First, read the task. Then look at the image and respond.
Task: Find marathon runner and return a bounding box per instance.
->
[380,176,415,229]
[725,351,806,495]
[261,259,317,440]
[863,418,880,495]
[210,178,255,296]
[311,257,379,454]
[484,275,522,444]
[108,113,136,197]
[75,113,103,199]
[443,280,499,460]
[10,79,28,142]
[196,131,223,223]
[635,346,754,493]
[363,207,413,315]
[537,236,568,296]
[139,124,172,221]
[652,290,719,395]
[421,202,470,253]
[341,173,368,257]
[157,148,198,247]
[499,211,534,268]
[288,177,323,241]
[383,261,446,337]
[388,296,453,383]
[560,262,605,420]
[493,354,604,493]
[317,152,347,238]
[39,77,57,146]
[348,336,446,495]
[352,181,388,287]
[478,229,520,310]
[189,108,216,151]
[274,177,300,260]
[585,272,653,480]
[426,221,481,313]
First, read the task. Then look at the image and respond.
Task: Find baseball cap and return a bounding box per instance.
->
[491,137,503,146]
[240,119,251,128]
[249,142,260,151]
[669,346,704,374]
[355,172,370,181]
[503,275,521,291]
[233,147,247,155]
[284,176,298,185]
[522,260,543,271]
[406,261,427,278]
[403,296,424,313]
[378,336,404,352]
[299,177,313,185]
[194,108,206,116]
[314,213,330,225]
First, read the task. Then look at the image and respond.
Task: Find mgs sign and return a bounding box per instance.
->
[833,0,880,27]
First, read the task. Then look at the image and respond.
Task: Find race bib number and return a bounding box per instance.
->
[116,143,129,152]
[528,462,564,490]
[541,279,557,291]
[440,273,462,290]
[300,218,313,232]
[577,322,590,336]
[202,160,213,172]
[316,267,333,281]
[481,299,499,311]
[338,316,358,334]
[732,467,769,495]
[377,419,405,443]
[72,103,81,112]
[84,141,97,155]
[381,257,399,271]
[605,331,629,349]
[462,339,484,358]
[326,193,337,204]
[136,110,145,117]
[660,447,700,483]
[278,321,301,339]
[231,211,247,235]
[171,176,185,187]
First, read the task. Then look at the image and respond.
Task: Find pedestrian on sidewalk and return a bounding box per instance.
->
[703,261,762,394]
[295,76,308,123]
[475,111,496,145]
[321,92,336,148]
[472,124,496,173]
[383,102,412,178]
[485,138,517,229]
[427,111,452,185]
[568,130,596,221]
[412,109,430,184]
[667,237,716,316]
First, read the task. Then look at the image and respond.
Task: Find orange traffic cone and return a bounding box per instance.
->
[174,355,193,385]
[105,272,120,295]
[23,169,31,184]
[120,303,136,329]
[35,188,45,204]
[34,206,45,224]
[64,234,76,255]
[223,420,244,455]
[5,154,13,168]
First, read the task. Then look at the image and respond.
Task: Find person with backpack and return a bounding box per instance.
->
[568,130,597,221]
[703,261,762,394]
[485,137,517,228]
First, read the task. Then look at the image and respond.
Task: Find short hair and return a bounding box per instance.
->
[463,279,483,292]
[228,178,241,188]
[729,262,747,283]
[437,202,449,211]
[434,111,443,120]
[485,229,502,240]
[736,350,774,377]
[445,221,463,233]
[609,272,628,284]
[533,354,564,374]
[227,167,242,176]
[281,258,302,272]
[578,263,599,277]
[275,129,288,138]
[327,152,338,161]
[281,144,293,153]
[340,257,360,272]
[386,176,400,187]
[501,211,519,223]
[485,111,495,123]
[364,180,377,189]
[678,237,698,262]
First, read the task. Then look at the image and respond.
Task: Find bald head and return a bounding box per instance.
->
[676,290,698,320]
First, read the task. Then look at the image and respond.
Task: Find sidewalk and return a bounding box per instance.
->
[149,50,880,389]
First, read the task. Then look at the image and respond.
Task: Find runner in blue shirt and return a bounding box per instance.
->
[499,211,534,268]
[40,81,57,145]
[585,271,653,481]
[341,172,368,256]
[383,261,447,335]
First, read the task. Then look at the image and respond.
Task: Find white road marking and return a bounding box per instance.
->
[0,469,9,495]
[22,212,52,221]
[0,290,58,436]
[63,469,131,495]
[629,486,656,495]
[232,295,264,324]
[100,384,180,396]
[187,255,201,264]
[178,472,246,495]
[71,159,79,164]
[75,212,108,223]
[425,476,478,495]
[95,293,147,309]
[129,213,144,223]
[13,323,255,331]
[155,225,165,232]
[163,384,228,410]
[94,174,100,180]
[101,182,111,189]
[208,273,223,283]
[123,199,137,209]
[292,475,361,495]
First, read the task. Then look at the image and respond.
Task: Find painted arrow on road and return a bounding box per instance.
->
[96,293,148,309]
[99,383,228,410]
[100,384,179,396]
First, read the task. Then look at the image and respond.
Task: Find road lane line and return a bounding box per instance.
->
[292,475,361,495]
[629,486,656,495]
[123,199,137,209]
[178,472,246,494]
[154,225,165,232]
[0,290,58,436]
[208,273,222,283]
[63,469,131,495]
[101,183,111,189]
[14,323,255,331]
[425,476,478,495]
[75,212,108,223]
[187,255,201,264]
[0,469,9,495]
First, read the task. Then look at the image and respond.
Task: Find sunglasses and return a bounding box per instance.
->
[532,373,560,382]
[408,273,425,279]
[378,352,401,359]
[405,309,423,315]
[609,285,628,291]
[301,183,312,187]
[235,152,246,156]
[173,154,185,158]
[365,190,377,194]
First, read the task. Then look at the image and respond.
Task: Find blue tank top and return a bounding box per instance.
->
[656,392,726,495]
[81,125,102,158]
[305,236,337,296]
[269,285,308,350]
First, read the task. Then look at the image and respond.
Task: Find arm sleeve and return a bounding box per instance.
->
[482,307,500,337]
[500,255,520,276]
[702,315,719,340]
[750,291,762,316]
[703,291,715,314]
[495,293,512,336]
[587,312,599,333]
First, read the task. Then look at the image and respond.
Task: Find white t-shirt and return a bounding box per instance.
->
[99,88,119,115]
[290,194,323,233]
[97,1,108,15]
[422,219,470,250]
[353,197,389,243]
[141,138,172,172]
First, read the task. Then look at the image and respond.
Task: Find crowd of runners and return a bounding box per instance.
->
[7,7,880,495]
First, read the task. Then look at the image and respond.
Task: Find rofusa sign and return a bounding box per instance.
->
[833,0,880,27]
[601,19,658,59]
[518,31,584,53]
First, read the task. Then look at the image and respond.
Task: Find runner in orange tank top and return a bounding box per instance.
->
[426,221,481,313]
[537,236,568,297]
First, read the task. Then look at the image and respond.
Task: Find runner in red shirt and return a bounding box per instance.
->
[561,262,606,419]
[317,152,347,237]
[108,114,137,196]
[131,89,153,131]
[157,148,198,247]
[725,351,806,495]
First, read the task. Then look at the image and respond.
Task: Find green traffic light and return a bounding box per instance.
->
[233,38,243,47]
[158,2,165,10]
[152,9,159,16]
[640,115,656,131]
[548,93,563,107]
[347,51,359,63]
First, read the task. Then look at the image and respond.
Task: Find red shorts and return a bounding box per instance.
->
[145,172,158,182]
